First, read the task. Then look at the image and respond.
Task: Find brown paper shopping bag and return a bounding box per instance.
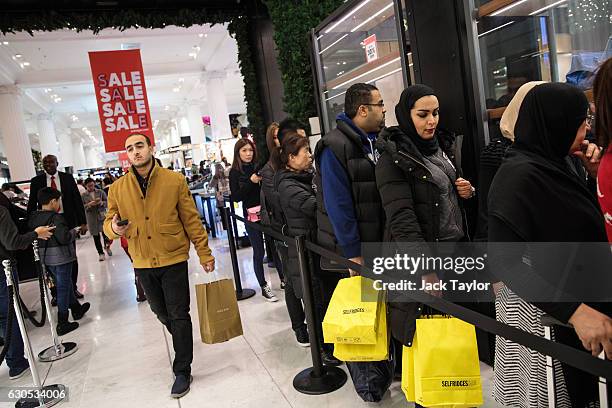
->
[196,278,243,344]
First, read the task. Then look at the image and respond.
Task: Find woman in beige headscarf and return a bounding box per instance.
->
[491,81,574,408]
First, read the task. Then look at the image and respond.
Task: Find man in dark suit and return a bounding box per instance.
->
[27,155,87,298]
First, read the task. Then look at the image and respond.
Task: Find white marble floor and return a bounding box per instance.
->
[1,232,505,408]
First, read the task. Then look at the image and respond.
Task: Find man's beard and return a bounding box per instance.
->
[134,156,153,169]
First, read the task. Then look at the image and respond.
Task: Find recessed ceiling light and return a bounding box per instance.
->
[198,33,204,38]
[45,88,52,93]
[54,97,62,103]
[14,54,22,58]
[173,87,180,92]
[188,52,197,58]
[2,41,8,45]
[22,61,30,66]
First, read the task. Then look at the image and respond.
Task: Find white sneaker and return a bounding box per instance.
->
[98,254,105,262]
[261,284,278,302]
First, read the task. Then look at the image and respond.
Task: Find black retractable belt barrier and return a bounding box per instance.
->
[292,235,347,394]
[221,207,255,301]
[224,211,612,382]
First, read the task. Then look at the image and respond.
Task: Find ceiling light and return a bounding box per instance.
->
[490,0,529,16]
[22,61,30,66]
[198,33,204,38]
[54,97,62,103]
[2,41,8,45]
[178,77,184,83]
[332,57,400,90]
[529,0,567,15]
[318,34,348,54]
[351,3,393,32]
[173,87,180,92]
[188,52,197,58]
[14,54,22,58]
[478,21,515,38]
[325,0,372,33]
[44,88,52,93]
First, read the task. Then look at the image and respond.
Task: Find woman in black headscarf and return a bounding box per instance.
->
[375,85,475,360]
[488,82,612,406]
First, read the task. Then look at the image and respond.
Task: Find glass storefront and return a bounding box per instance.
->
[476,0,611,124]
[312,0,411,133]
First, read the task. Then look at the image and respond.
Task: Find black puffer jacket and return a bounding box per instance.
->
[275,169,317,297]
[229,164,260,210]
[375,126,465,346]
[259,161,284,232]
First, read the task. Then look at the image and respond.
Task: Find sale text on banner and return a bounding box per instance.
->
[88,49,154,152]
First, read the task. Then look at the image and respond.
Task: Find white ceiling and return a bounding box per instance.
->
[0,23,246,153]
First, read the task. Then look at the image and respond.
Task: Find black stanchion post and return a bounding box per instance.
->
[32,241,78,362]
[221,206,255,301]
[228,196,242,249]
[3,259,67,408]
[292,235,347,395]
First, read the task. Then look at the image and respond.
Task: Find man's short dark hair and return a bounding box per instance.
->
[38,187,61,206]
[127,133,151,146]
[1,183,10,191]
[84,177,95,185]
[344,83,378,119]
[278,118,305,143]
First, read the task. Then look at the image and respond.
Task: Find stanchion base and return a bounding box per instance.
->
[38,342,78,362]
[293,366,347,395]
[15,384,66,408]
[236,288,256,301]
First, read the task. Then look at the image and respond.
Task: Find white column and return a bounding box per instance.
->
[206,72,232,140]
[0,85,36,181]
[187,103,206,165]
[37,113,60,158]
[57,131,74,169]
[85,146,98,169]
[72,135,87,171]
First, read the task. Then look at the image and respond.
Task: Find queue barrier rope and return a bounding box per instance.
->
[226,210,612,380]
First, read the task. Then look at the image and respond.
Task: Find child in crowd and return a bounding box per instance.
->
[29,187,90,335]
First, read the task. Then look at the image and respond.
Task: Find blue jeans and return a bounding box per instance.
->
[0,261,28,374]
[244,222,267,287]
[46,263,77,315]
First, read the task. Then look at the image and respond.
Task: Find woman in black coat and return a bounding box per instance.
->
[274,132,340,365]
[229,138,277,302]
[375,85,475,348]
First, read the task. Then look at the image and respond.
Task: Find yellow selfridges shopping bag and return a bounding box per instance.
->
[402,316,483,407]
[333,296,388,361]
[322,276,382,344]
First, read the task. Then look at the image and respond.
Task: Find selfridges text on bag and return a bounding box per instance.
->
[322,276,382,344]
[196,278,243,344]
[401,316,483,407]
[333,294,389,361]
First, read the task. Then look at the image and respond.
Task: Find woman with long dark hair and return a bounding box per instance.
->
[229,138,277,302]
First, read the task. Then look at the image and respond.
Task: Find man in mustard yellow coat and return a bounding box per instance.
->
[104,133,215,399]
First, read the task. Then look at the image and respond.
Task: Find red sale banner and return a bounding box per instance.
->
[117,152,130,172]
[88,49,154,153]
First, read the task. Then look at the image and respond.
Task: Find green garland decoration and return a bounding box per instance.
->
[0,9,234,35]
[228,16,268,166]
[264,0,344,128]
